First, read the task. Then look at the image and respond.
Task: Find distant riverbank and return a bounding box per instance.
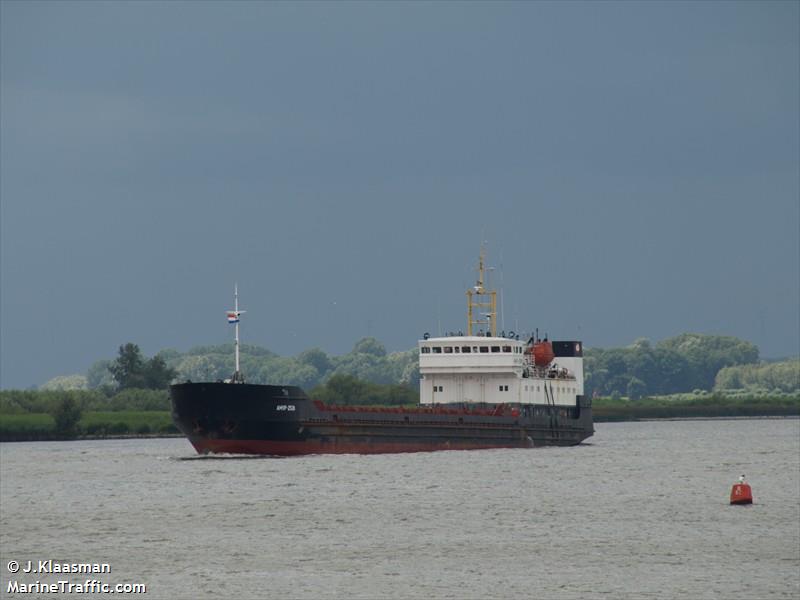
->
[1,394,798,442]
[592,393,799,422]
[0,411,178,442]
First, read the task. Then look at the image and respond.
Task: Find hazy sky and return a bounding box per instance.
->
[1,1,798,389]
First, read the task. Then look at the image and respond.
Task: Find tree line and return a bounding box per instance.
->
[31,332,800,402]
[714,360,799,394]
[2,332,797,440]
[63,337,420,394]
[583,333,766,399]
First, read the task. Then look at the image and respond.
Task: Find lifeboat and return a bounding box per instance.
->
[532,341,554,366]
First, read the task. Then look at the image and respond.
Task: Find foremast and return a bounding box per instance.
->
[226,284,246,383]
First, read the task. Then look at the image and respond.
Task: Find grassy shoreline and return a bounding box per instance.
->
[0,411,178,442]
[592,393,799,421]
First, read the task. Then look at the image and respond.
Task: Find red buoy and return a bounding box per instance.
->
[730,482,753,505]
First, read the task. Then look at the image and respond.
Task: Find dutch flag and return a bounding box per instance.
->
[227,311,240,324]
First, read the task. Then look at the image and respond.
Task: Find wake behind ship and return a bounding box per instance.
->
[170,251,594,455]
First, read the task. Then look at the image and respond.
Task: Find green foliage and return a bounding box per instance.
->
[40,374,88,391]
[0,413,55,440]
[255,356,321,389]
[109,343,146,388]
[330,352,394,384]
[173,354,224,382]
[0,389,170,415]
[108,422,130,435]
[297,347,332,374]
[593,392,799,420]
[82,411,173,432]
[144,354,176,389]
[352,337,387,357]
[0,389,107,415]
[0,410,177,441]
[86,359,115,389]
[714,360,800,393]
[310,374,418,406]
[106,389,170,411]
[50,396,83,439]
[657,333,759,390]
[7,332,784,421]
[109,343,177,390]
[626,377,647,400]
[162,340,418,391]
[86,332,771,400]
[584,333,760,398]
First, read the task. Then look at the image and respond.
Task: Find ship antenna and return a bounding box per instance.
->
[499,246,505,332]
[227,283,247,383]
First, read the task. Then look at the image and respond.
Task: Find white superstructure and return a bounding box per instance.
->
[419,335,583,406]
[418,246,584,407]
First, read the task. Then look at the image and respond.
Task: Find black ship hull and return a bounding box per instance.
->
[170,382,594,456]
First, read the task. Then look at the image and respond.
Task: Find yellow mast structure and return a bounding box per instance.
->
[466,245,497,336]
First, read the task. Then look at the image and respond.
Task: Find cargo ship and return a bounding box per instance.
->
[170,251,594,455]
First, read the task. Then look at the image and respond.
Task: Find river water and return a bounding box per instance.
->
[1,419,798,599]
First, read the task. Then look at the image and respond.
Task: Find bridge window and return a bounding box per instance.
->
[444,347,453,354]
[479,346,489,353]
[421,347,430,354]
[502,346,511,352]
[462,346,471,353]
[432,347,442,354]
[454,347,460,353]
[491,346,500,353]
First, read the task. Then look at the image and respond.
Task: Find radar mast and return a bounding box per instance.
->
[466,245,497,336]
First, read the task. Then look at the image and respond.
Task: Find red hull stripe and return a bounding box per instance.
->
[191,438,529,456]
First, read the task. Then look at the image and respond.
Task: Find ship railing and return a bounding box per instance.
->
[524,364,576,380]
